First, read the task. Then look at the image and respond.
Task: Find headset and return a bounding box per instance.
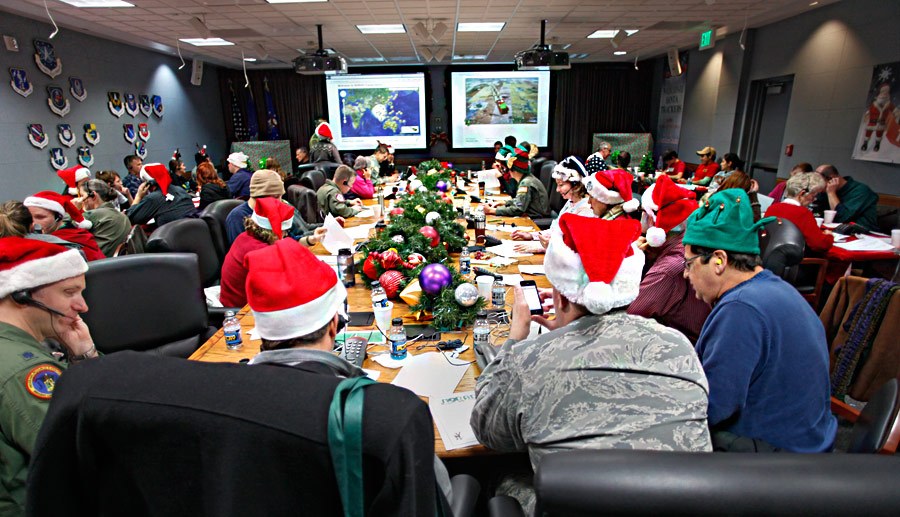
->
[11,290,65,317]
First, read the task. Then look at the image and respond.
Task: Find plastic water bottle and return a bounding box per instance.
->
[337,248,355,287]
[371,281,388,308]
[459,247,471,275]
[492,279,505,308]
[223,311,242,350]
[388,318,407,360]
[473,311,490,348]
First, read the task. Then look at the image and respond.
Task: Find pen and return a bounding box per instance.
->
[488,219,503,223]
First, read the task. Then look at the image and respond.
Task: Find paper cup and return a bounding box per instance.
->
[476,275,494,301]
[372,204,382,218]
[373,301,393,334]
[815,217,824,228]
[823,210,837,224]
[892,229,900,249]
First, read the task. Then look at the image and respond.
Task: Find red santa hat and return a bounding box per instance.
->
[583,169,640,212]
[316,122,333,140]
[57,166,90,196]
[23,191,92,229]
[250,197,294,239]
[641,175,699,247]
[140,163,174,201]
[0,237,88,299]
[544,214,644,315]
[244,239,347,341]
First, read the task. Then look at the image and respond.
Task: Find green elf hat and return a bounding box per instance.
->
[507,143,538,174]
[494,144,515,161]
[683,188,776,255]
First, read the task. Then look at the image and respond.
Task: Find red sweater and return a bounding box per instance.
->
[219,233,269,307]
[52,227,105,261]
[694,162,720,180]
[765,202,834,253]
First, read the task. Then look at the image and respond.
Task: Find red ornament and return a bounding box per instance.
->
[419,226,440,247]
[379,270,405,299]
[379,248,403,269]
[390,207,405,216]
[362,253,380,280]
[443,196,454,204]
[406,253,425,266]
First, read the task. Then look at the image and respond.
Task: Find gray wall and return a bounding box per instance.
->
[679,0,900,195]
[0,12,226,202]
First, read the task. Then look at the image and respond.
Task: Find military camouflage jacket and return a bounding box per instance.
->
[495,173,550,219]
[471,310,712,471]
[317,180,359,219]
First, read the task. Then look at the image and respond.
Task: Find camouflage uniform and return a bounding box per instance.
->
[317,180,359,219]
[0,322,67,515]
[494,173,550,219]
[471,311,711,514]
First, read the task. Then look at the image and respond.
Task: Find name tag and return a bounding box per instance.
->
[517,186,529,194]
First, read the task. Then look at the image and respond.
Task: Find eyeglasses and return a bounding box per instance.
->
[682,253,711,272]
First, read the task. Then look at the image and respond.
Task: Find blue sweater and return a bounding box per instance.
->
[226,168,253,198]
[695,269,837,452]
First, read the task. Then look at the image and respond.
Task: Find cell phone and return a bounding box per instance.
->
[520,280,543,315]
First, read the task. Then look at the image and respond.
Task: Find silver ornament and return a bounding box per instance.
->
[425,211,441,224]
[391,234,405,244]
[454,283,479,307]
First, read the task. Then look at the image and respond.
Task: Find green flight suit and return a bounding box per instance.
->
[495,173,550,219]
[0,322,67,516]
[317,180,360,219]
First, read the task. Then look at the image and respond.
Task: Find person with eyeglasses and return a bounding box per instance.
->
[764,172,834,253]
[682,189,837,452]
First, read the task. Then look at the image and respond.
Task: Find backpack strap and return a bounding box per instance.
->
[328,376,376,517]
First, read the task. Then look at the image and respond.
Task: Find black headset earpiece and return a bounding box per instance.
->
[11,290,66,317]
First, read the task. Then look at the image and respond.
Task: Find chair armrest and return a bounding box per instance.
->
[487,496,525,517]
[532,218,553,231]
[831,396,860,422]
[449,474,480,517]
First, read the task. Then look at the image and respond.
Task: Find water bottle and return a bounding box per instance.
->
[223,311,242,350]
[388,317,407,360]
[475,210,486,245]
[492,278,505,308]
[371,281,388,308]
[337,248,355,287]
[473,311,490,348]
[459,247,471,275]
[481,160,486,171]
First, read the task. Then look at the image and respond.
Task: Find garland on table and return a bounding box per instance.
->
[416,158,456,192]
[356,191,485,329]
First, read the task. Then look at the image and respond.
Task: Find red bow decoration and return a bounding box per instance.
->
[430,132,449,147]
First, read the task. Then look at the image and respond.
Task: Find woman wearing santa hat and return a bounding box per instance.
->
[23,192,105,261]
[125,163,196,227]
[582,167,641,220]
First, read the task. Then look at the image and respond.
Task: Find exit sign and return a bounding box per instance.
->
[699,29,716,50]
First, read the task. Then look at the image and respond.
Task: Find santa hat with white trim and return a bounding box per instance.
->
[57,166,90,196]
[551,156,588,183]
[641,174,699,247]
[583,168,640,212]
[544,214,644,315]
[315,122,333,141]
[250,197,294,239]
[24,191,92,229]
[140,163,174,201]
[0,237,88,299]
[244,239,347,341]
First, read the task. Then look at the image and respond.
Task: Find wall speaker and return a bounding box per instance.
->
[191,59,204,86]
[667,47,682,76]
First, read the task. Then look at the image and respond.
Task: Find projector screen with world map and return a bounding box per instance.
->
[325,73,427,150]
[450,70,550,148]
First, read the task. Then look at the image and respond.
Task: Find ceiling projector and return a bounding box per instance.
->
[515,20,570,70]
[294,24,347,75]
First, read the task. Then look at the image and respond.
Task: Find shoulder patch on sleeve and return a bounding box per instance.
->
[25,365,62,400]
[517,186,529,194]
[336,193,345,203]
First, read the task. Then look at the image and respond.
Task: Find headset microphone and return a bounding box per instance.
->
[11,291,66,317]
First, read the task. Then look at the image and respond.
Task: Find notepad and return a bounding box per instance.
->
[429,392,480,451]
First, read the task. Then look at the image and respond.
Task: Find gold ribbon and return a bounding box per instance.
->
[411,310,433,321]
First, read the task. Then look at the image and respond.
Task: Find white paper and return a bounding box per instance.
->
[318,255,338,265]
[479,170,501,190]
[391,352,468,398]
[490,257,517,267]
[485,223,531,232]
[756,193,775,213]
[519,264,546,275]
[204,285,223,307]
[247,327,260,340]
[429,392,480,451]
[362,369,381,381]
[355,208,375,218]
[321,214,355,254]
[501,274,524,286]
[372,353,414,369]
[485,240,535,258]
[344,223,376,240]
[833,236,897,252]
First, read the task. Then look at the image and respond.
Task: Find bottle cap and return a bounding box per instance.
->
[477,310,487,318]
[372,281,381,287]
[338,248,351,255]
[391,317,403,325]
[225,310,235,318]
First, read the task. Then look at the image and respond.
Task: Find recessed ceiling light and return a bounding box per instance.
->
[243,57,257,62]
[809,1,818,4]
[390,56,418,61]
[614,51,627,55]
[562,43,572,50]
[453,55,488,60]
[266,0,327,3]
[356,24,406,34]
[350,57,387,62]
[570,53,590,59]
[457,22,505,32]
[587,29,639,38]
[179,38,234,46]
[58,0,134,6]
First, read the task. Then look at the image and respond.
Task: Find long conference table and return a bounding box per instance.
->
[189,193,551,458]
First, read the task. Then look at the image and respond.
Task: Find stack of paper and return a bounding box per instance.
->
[344,223,376,240]
[321,214,354,254]
[429,392,480,451]
[356,208,375,218]
[833,236,897,252]
[519,264,545,275]
[390,352,468,398]
[485,240,535,258]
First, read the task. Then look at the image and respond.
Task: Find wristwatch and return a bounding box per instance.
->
[69,344,97,362]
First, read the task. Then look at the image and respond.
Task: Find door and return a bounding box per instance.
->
[741,75,794,194]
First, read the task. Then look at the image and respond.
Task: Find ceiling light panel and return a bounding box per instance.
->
[587,29,639,38]
[356,24,406,34]
[58,0,134,6]
[457,22,505,32]
[179,38,235,46]
[265,0,328,3]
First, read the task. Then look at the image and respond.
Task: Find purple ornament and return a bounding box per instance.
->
[435,180,449,192]
[419,263,453,295]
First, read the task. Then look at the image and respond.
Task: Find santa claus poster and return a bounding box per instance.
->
[852,61,900,165]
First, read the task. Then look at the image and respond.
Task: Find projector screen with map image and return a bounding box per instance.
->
[325,73,427,150]
[450,70,550,148]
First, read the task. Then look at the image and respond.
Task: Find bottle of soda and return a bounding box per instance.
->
[475,210,486,245]
[223,311,242,350]
[492,278,505,308]
[371,281,388,308]
[473,311,490,348]
[459,247,471,275]
[388,317,407,360]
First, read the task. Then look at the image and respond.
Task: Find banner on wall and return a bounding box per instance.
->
[852,61,900,165]
[654,53,688,161]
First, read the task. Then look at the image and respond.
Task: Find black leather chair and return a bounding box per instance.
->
[538,160,557,193]
[835,378,900,454]
[531,155,548,172]
[295,162,319,178]
[759,217,805,277]
[318,161,342,180]
[28,352,480,516]
[80,254,215,358]
[200,199,244,261]
[488,449,900,516]
[286,184,322,225]
[146,218,221,287]
[300,168,326,192]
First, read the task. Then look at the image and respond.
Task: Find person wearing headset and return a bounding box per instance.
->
[79,180,131,258]
[23,191,105,261]
[316,165,363,219]
[0,237,99,515]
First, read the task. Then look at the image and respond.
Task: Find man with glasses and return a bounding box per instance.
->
[682,189,836,452]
